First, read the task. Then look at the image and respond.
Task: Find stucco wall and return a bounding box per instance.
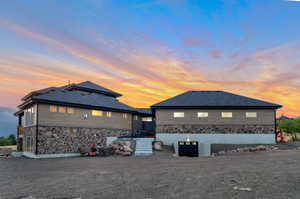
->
[155,109,275,134]
[156,133,276,146]
[38,103,132,129]
[156,109,275,125]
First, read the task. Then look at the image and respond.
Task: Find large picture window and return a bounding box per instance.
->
[24,105,36,127]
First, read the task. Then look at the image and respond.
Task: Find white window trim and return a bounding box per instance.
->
[174,112,184,118]
[197,112,208,118]
[222,112,233,118]
[246,112,257,118]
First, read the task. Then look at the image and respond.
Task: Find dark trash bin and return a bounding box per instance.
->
[178,141,199,157]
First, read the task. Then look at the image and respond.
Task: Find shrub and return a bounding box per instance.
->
[0,134,16,146]
[278,118,300,140]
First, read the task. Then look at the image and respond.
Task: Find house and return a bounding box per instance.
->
[15,81,153,158]
[15,82,282,158]
[151,91,282,146]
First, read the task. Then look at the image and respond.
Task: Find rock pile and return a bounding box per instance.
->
[110,140,135,156]
[97,146,115,157]
[214,145,279,156]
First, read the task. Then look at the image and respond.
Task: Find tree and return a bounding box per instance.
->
[8,134,16,145]
[278,118,300,141]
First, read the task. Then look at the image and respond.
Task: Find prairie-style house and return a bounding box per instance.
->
[151,91,282,145]
[15,81,153,158]
[15,82,282,158]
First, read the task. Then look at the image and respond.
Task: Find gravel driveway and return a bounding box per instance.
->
[0,148,300,199]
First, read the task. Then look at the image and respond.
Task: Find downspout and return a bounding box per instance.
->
[131,113,134,138]
[274,109,277,143]
[35,103,39,155]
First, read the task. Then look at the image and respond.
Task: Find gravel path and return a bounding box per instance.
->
[0,147,300,199]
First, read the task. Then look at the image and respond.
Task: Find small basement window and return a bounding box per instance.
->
[106,111,112,117]
[174,112,184,118]
[49,105,57,112]
[92,110,103,116]
[222,112,232,118]
[197,112,208,118]
[246,112,257,118]
[67,107,75,114]
[58,106,66,113]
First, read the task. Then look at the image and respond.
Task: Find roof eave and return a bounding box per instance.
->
[32,99,136,113]
[69,85,122,98]
[151,105,283,109]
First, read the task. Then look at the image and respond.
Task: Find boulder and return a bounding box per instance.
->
[153,141,163,151]
[255,145,267,151]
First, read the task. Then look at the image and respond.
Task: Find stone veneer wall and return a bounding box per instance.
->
[23,126,37,153]
[37,126,131,154]
[156,124,275,134]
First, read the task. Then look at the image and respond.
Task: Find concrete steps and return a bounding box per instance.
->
[134,138,153,156]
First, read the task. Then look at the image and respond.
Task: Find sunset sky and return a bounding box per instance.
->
[0,0,300,117]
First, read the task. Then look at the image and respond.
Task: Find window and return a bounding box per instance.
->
[174,112,184,118]
[134,115,138,120]
[92,110,103,116]
[222,112,232,118]
[246,112,257,118]
[58,106,66,113]
[142,117,153,122]
[67,107,75,114]
[106,111,112,117]
[49,105,57,112]
[123,113,128,119]
[24,105,36,126]
[198,112,208,118]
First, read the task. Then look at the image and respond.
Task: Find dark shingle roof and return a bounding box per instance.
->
[31,87,135,112]
[19,81,135,112]
[69,81,122,97]
[151,91,282,109]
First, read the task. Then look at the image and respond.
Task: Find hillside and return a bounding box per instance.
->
[0,107,17,137]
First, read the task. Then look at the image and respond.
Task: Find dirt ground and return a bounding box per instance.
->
[1,145,300,199]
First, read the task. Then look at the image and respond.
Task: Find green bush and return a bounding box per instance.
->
[0,134,16,146]
[278,118,300,140]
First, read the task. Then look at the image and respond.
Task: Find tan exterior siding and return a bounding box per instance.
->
[156,109,275,125]
[38,104,132,129]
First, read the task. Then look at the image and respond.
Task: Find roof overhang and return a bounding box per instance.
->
[29,99,137,113]
[67,85,122,98]
[151,105,283,109]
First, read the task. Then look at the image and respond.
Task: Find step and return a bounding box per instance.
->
[135,152,153,156]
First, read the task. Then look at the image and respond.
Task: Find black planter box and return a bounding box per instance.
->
[178,141,199,157]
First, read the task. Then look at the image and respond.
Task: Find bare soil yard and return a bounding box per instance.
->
[1,146,300,199]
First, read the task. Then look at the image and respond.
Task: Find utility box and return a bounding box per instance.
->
[178,141,199,157]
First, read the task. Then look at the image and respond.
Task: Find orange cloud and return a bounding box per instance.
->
[0,19,299,117]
